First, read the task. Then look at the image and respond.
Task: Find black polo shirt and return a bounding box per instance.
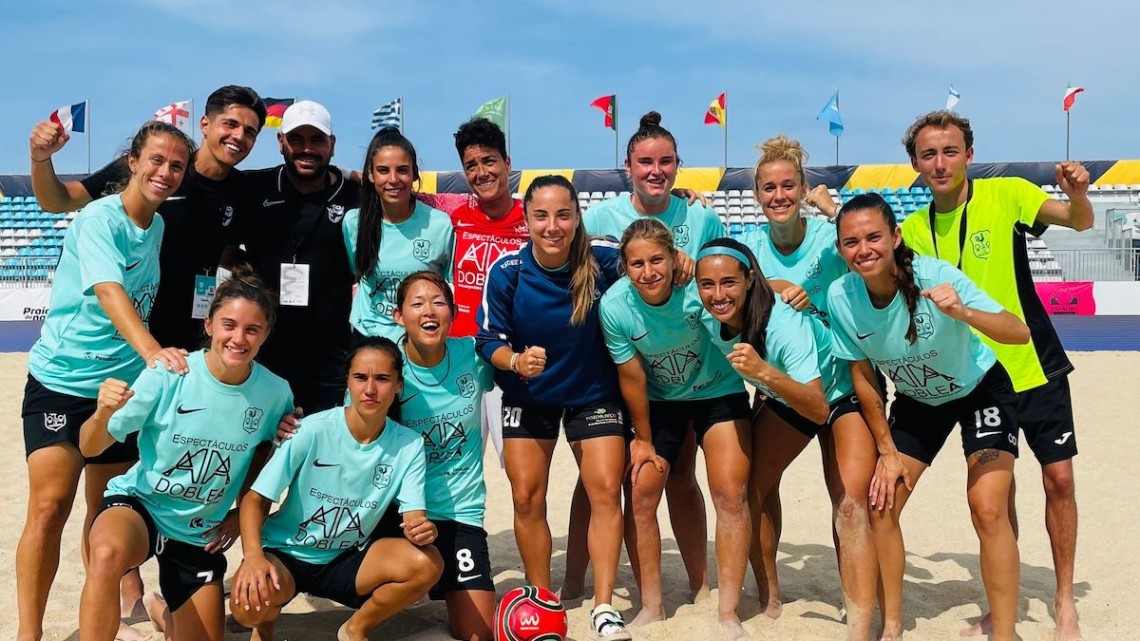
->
[239,165,360,412]
[81,157,247,350]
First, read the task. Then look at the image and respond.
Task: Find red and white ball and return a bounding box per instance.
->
[493,585,568,641]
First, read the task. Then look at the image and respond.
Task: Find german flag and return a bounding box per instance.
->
[264,97,295,128]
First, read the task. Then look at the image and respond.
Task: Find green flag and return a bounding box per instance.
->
[473,96,508,130]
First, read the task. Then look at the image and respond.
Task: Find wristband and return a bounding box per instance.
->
[509,352,520,373]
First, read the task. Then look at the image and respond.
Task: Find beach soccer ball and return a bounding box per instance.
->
[494,585,567,641]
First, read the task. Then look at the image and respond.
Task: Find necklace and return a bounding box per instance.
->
[404,337,450,387]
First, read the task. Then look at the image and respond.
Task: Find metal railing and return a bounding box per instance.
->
[1042,248,1140,282]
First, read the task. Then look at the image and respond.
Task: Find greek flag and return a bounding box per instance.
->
[371,98,402,130]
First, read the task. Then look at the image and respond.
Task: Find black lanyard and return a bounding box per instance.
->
[928,179,972,270]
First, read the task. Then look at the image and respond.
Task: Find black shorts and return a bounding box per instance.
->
[265,543,372,609]
[500,400,629,442]
[98,495,226,611]
[430,520,495,598]
[648,393,750,467]
[1016,375,1077,465]
[22,374,138,463]
[889,364,1020,466]
[756,395,862,439]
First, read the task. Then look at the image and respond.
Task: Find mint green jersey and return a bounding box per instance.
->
[253,408,426,564]
[600,279,742,401]
[398,337,493,528]
[584,194,724,256]
[344,201,455,340]
[105,350,292,544]
[29,194,163,396]
[703,299,852,405]
[740,217,846,325]
[827,255,1003,405]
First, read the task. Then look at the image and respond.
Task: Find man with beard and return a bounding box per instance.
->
[239,100,359,415]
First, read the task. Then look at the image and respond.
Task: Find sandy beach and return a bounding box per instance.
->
[0,350,1135,641]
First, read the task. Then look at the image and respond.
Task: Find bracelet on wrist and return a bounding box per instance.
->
[509,352,520,373]
[31,156,51,163]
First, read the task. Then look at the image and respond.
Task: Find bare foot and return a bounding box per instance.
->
[1053,599,1083,641]
[630,606,665,627]
[142,592,174,641]
[114,622,148,641]
[692,584,712,604]
[121,595,147,620]
[762,597,783,620]
[719,615,748,641]
[960,612,991,637]
[559,579,584,601]
[338,621,368,641]
[879,622,903,641]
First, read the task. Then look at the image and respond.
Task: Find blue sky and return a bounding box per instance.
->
[2,0,1136,176]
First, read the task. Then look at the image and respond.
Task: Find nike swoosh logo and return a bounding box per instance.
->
[1054,431,1073,445]
[856,332,874,340]
[454,221,476,227]
[125,260,143,271]
[263,198,286,207]
[631,331,650,341]
[400,392,420,404]
[176,405,205,414]
[975,430,1002,438]
[164,196,187,202]
[457,573,482,582]
[313,460,339,467]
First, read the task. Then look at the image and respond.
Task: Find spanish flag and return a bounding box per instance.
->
[264,97,295,128]
[704,92,726,127]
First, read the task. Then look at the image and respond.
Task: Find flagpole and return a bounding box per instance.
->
[86,99,91,174]
[189,99,195,143]
[834,88,840,165]
[723,91,729,169]
[400,96,405,135]
[613,94,620,169]
[506,94,512,157]
[1065,110,1070,161]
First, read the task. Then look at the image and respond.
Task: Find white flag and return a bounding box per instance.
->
[154,100,191,129]
[946,85,960,110]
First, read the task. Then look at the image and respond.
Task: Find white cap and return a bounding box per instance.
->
[280,100,332,135]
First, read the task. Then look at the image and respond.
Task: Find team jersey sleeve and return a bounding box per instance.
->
[75,212,126,293]
[599,295,636,365]
[441,223,456,285]
[106,365,166,442]
[593,238,623,284]
[475,256,519,362]
[342,208,360,272]
[769,311,822,383]
[899,214,923,250]
[825,282,868,362]
[80,158,129,200]
[939,261,1004,314]
[1009,178,1052,228]
[394,433,427,513]
[250,425,310,503]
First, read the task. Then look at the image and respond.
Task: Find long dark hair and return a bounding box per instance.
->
[697,238,775,359]
[836,193,922,344]
[355,127,421,281]
[523,175,598,326]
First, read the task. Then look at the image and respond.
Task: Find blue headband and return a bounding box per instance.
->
[695,246,751,267]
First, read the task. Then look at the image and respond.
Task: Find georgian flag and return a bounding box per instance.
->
[49,102,86,133]
[154,100,191,128]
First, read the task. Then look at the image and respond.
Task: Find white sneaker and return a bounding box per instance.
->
[591,603,632,640]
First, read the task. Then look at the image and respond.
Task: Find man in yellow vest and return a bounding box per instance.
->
[900,110,1091,641]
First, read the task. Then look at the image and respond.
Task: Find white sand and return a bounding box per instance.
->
[0,351,1135,640]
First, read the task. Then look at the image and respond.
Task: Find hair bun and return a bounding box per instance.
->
[639,111,662,129]
[378,126,401,136]
[225,262,263,288]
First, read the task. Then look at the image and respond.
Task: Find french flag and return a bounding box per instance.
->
[50,102,87,133]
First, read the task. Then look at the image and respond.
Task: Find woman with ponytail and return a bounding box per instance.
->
[736,135,881,639]
[828,193,1029,641]
[695,238,874,636]
[344,127,454,342]
[476,175,632,640]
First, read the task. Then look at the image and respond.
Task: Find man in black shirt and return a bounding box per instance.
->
[239,100,359,414]
[30,85,267,351]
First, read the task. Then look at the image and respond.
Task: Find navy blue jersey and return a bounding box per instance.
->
[477,239,622,408]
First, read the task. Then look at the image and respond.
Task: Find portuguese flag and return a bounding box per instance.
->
[590,94,617,130]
